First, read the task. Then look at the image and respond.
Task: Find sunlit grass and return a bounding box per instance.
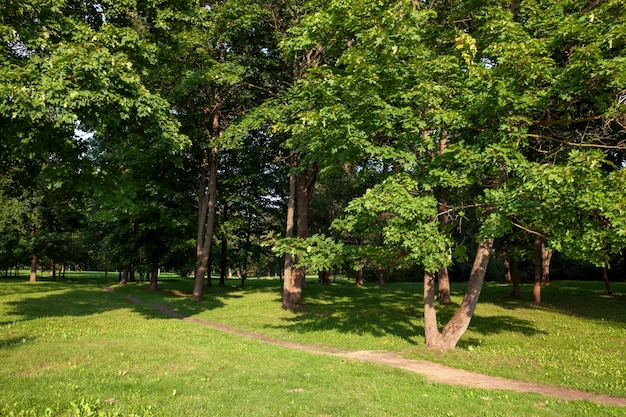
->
[111,274,626,396]
[0,273,624,416]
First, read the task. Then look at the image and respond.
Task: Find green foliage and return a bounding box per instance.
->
[273,234,344,272]
[487,149,626,266]
[277,0,626,277]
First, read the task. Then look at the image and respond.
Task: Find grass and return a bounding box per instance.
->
[0,272,625,416]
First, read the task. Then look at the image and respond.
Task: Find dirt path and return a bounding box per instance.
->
[104,287,626,407]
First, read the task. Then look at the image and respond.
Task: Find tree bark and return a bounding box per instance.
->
[51,259,56,281]
[120,267,128,286]
[502,240,511,284]
[541,240,552,285]
[602,267,613,296]
[511,259,520,298]
[206,249,213,287]
[533,236,542,305]
[219,203,228,287]
[282,168,298,309]
[29,253,37,282]
[148,265,158,291]
[193,147,219,300]
[436,266,451,303]
[424,239,493,350]
[318,269,331,284]
[355,265,364,287]
[196,148,209,277]
[283,166,317,310]
[377,263,385,287]
[436,134,451,303]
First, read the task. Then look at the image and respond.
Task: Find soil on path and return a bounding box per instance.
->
[104,286,626,407]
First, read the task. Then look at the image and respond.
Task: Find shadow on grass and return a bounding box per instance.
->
[480,281,626,327]
[275,283,424,345]
[0,277,243,326]
[0,336,36,350]
[4,276,622,351]
[267,280,544,346]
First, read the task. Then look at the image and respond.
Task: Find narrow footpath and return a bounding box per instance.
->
[104,286,626,408]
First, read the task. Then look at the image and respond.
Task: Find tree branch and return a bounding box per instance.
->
[526,134,626,150]
[511,221,544,238]
[533,115,603,126]
[578,0,607,16]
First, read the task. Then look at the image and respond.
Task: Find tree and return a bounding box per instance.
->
[279,0,626,349]
[1,0,188,282]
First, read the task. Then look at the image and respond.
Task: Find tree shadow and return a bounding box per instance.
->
[267,281,545,346]
[272,285,425,345]
[480,281,626,328]
[0,335,36,350]
[0,278,244,326]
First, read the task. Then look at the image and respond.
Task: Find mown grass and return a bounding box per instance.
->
[0,272,624,416]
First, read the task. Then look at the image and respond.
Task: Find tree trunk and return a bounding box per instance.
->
[437,266,451,303]
[206,249,213,287]
[602,267,613,296]
[318,269,331,284]
[29,253,37,282]
[355,265,364,287]
[239,269,247,289]
[511,259,520,298]
[533,236,542,305]
[120,268,128,286]
[196,149,209,270]
[219,203,228,287]
[424,239,493,350]
[282,168,297,309]
[623,250,626,282]
[377,263,385,287]
[541,240,552,285]
[436,138,452,303]
[148,265,158,291]
[283,166,317,310]
[503,257,512,283]
[193,148,218,301]
[51,259,56,281]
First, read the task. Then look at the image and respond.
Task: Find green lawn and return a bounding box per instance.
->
[0,272,624,416]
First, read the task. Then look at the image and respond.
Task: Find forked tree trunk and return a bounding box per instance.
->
[29,253,37,282]
[423,239,493,350]
[602,267,613,296]
[511,259,520,298]
[533,236,542,305]
[437,266,451,303]
[193,148,218,301]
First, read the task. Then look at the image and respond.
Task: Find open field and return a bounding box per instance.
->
[1,272,624,416]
